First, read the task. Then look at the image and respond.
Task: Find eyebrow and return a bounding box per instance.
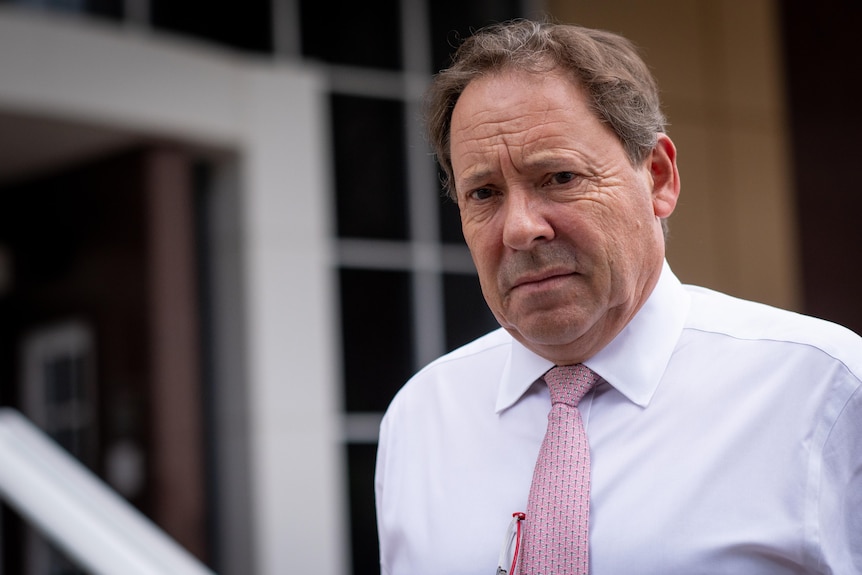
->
[456,168,495,191]
[456,154,573,191]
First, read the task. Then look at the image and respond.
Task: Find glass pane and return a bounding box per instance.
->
[427,0,522,73]
[443,272,499,351]
[52,428,79,454]
[340,269,414,412]
[331,95,409,240]
[44,355,85,405]
[438,193,463,244]
[346,443,380,575]
[151,0,273,53]
[300,0,402,70]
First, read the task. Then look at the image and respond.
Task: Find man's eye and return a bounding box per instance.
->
[470,188,495,201]
[549,172,577,185]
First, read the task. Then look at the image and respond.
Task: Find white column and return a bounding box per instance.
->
[239,63,348,575]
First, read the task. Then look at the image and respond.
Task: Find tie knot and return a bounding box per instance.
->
[543,364,600,407]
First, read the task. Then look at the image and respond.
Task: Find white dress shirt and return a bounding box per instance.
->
[375,261,862,574]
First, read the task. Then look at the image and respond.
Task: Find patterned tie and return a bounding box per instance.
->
[519,364,601,575]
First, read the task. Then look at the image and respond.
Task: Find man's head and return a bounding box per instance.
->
[427,20,680,364]
[426,20,667,200]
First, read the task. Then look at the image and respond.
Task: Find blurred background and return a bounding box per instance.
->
[0,0,859,573]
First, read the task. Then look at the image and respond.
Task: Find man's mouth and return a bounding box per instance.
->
[510,268,575,291]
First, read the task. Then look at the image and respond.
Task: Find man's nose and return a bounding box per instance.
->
[501,189,555,251]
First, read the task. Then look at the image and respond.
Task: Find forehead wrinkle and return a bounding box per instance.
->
[456,134,570,193]
[452,123,517,187]
[451,79,578,190]
[456,135,529,191]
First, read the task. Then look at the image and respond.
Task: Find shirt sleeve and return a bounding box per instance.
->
[817,378,862,572]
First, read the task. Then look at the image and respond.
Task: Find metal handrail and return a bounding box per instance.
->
[0,408,215,575]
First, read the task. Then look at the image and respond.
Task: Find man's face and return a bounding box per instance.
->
[450,68,678,364]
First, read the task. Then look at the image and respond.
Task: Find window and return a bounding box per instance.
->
[21,321,97,465]
[320,1,524,572]
[21,321,96,575]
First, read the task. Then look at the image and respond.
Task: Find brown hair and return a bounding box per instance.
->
[424,19,666,199]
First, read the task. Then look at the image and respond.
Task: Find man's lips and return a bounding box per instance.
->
[509,269,576,291]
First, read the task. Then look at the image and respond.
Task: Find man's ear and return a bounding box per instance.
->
[649,134,680,219]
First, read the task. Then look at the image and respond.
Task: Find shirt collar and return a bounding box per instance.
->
[495,260,690,413]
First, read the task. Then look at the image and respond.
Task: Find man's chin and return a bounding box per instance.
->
[504,314,590,348]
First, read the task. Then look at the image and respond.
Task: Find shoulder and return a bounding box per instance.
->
[683,284,862,378]
[381,328,512,420]
[418,327,513,373]
[397,327,512,393]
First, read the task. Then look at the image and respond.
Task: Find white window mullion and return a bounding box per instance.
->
[271,0,301,57]
[124,0,150,29]
[401,0,447,368]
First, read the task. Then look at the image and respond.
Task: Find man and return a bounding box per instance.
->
[375,20,862,574]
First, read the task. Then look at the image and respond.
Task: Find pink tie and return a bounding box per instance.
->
[519,364,601,575]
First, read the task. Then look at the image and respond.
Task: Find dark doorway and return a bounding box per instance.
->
[0,146,209,573]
